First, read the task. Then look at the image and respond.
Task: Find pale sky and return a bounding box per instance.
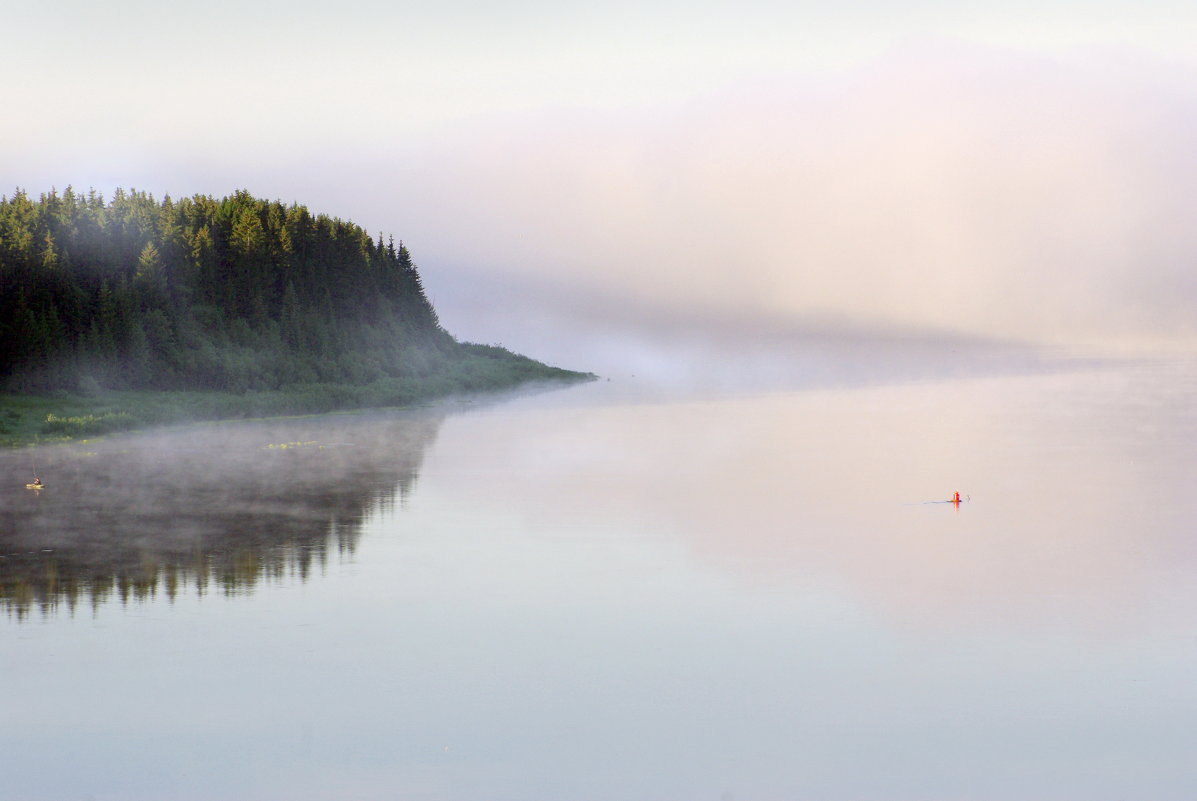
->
[5,1,1196,367]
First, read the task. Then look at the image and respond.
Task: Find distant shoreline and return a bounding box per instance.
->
[0,361,595,449]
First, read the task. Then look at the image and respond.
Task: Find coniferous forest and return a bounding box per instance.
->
[0,188,587,441]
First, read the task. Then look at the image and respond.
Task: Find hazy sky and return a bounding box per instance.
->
[5,1,1196,366]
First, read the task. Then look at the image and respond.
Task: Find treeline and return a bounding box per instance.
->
[0,187,472,393]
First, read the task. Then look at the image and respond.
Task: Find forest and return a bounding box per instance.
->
[0,188,587,441]
[0,187,586,389]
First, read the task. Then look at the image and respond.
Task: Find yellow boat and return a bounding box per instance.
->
[25,483,44,490]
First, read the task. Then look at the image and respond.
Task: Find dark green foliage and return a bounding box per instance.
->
[0,187,594,445]
[0,187,508,394]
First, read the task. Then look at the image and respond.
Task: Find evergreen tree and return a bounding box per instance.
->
[0,188,459,393]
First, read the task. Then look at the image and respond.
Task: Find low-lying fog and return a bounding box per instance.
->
[0,410,444,617]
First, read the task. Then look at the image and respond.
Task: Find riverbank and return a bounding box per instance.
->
[0,346,594,448]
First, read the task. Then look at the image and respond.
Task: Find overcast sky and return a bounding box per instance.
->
[5,1,1196,368]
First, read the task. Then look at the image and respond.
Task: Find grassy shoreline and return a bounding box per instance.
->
[1,349,595,448]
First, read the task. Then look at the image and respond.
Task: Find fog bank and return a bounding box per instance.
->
[397,46,1197,351]
[6,44,1195,368]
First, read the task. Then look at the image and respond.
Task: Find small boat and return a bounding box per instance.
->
[25,482,44,490]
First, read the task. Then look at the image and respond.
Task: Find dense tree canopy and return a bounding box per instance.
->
[0,188,460,393]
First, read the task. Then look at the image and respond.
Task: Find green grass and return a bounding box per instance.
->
[0,348,595,448]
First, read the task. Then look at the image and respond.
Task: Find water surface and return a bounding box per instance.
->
[3,356,1196,800]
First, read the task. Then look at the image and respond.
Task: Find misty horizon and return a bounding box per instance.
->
[6,12,1196,369]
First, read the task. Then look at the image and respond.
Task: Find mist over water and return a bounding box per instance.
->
[418,260,1109,393]
[0,410,444,618]
[5,355,1197,800]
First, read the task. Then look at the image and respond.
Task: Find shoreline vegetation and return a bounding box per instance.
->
[0,350,593,448]
[0,187,593,448]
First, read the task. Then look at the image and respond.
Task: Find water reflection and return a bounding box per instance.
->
[5,360,1197,800]
[0,410,443,619]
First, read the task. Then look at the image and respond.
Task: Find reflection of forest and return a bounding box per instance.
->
[0,410,443,619]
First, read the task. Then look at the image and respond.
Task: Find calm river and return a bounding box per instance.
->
[3,352,1196,800]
